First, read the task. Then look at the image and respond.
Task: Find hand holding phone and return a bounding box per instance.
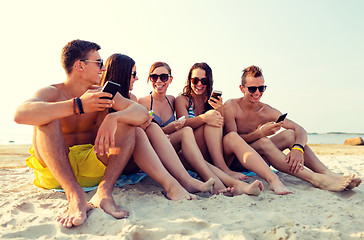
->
[211,90,222,100]
[276,113,287,123]
[100,81,121,99]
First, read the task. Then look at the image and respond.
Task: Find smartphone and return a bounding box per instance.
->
[211,90,222,100]
[177,116,185,122]
[276,113,288,123]
[100,81,121,99]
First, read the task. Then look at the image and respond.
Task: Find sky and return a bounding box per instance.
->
[1,0,364,138]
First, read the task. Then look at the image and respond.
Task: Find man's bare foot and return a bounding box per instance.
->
[56,190,92,228]
[312,174,353,191]
[347,177,362,189]
[181,178,215,194]
[89,190,129,219]
[225,170,248,180]
[268,179,293,195]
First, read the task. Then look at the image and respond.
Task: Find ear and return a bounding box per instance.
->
[169,76,173,83]
[74,61,84,72]
[239,85,245,94]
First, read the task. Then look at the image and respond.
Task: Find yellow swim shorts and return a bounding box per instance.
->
[26,144,106,189]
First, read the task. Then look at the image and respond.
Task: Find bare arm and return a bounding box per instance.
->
[175,95,205,129]
[223,100,238,134]
[14,86,72,126]
[111,92,149,126]
[282,119,307,146]
[14,86,78,126]
[175,95,223,129]
[14,85,115,126]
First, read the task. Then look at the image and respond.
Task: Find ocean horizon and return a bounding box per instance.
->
[1,132,363,145]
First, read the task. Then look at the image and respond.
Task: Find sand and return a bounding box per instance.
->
[0,144,363,239]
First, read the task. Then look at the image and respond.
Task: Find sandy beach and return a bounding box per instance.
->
[0,144,363,239]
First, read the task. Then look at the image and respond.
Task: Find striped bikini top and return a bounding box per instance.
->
[188,98,195,118]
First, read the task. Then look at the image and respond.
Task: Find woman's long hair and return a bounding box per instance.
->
[100,53,135,99]
[182,62,213,111]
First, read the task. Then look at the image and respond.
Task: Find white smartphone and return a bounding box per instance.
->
[177,116,185,122]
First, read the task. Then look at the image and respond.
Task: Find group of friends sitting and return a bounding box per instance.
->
[14,40,362,228]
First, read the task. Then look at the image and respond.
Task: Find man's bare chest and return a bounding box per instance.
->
[236,110,270,134]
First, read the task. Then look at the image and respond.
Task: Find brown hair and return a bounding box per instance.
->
[182,62,213,112]
[241,65,263,86]
[61,39,101,74]
[147,62,172,82]
[100,54,135,99]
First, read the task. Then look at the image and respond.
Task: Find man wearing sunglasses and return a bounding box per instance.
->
[223,65,360,192]
[14,39,151,227]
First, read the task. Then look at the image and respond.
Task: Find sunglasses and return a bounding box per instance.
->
[131,71,137,78]
[149,73,170,82]
[191,77,209,85]
[246,85,267,93]
[80,59,104,69]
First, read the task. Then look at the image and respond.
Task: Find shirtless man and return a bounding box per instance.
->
[14,40,207,228]
[224,65,361,192]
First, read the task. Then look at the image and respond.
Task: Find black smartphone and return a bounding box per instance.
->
[100,81,121,99]
[211,90,222,100]
[276,113,287,123]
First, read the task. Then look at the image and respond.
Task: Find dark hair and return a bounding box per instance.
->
[241,65,263,86]
[147,62,172,82]
[182,62,213,111]
[61,39,101,74]
[100,54,135,99]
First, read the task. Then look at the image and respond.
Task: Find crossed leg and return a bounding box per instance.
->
[194,124,247,180]
[144,123,215,195]
[131,127,200,200]
[223,132,292,195]
[169,126,227,194]
[252,130,356,191]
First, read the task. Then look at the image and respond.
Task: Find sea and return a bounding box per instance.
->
[0,132,363,145]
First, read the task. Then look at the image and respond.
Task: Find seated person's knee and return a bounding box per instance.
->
[181,126,194,137]
[282,129,295,146]
[252,137,274,153]
[223,132,239,143]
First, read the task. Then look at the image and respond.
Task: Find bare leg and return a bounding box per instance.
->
[132,127,197,200]
[252,135,353,191]
[33,120,92,228]
[89,123,136,219]
[169,126,227,194]
[270,130,360,190]
[198,125,247,180]
[223,132,292,195]
[145,123,215,194]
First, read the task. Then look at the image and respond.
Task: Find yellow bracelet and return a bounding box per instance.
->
[292,147,304,154]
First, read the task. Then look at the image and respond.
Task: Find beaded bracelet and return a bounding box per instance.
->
[76,97,84,114]
[72,98,79,115]
[292,147,304,154]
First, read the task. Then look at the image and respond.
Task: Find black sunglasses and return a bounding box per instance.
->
[246,85,267,93]
[191,77,209,85]
[149,73,170,82]
[80,59,104,69]
[131,71,137,78]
